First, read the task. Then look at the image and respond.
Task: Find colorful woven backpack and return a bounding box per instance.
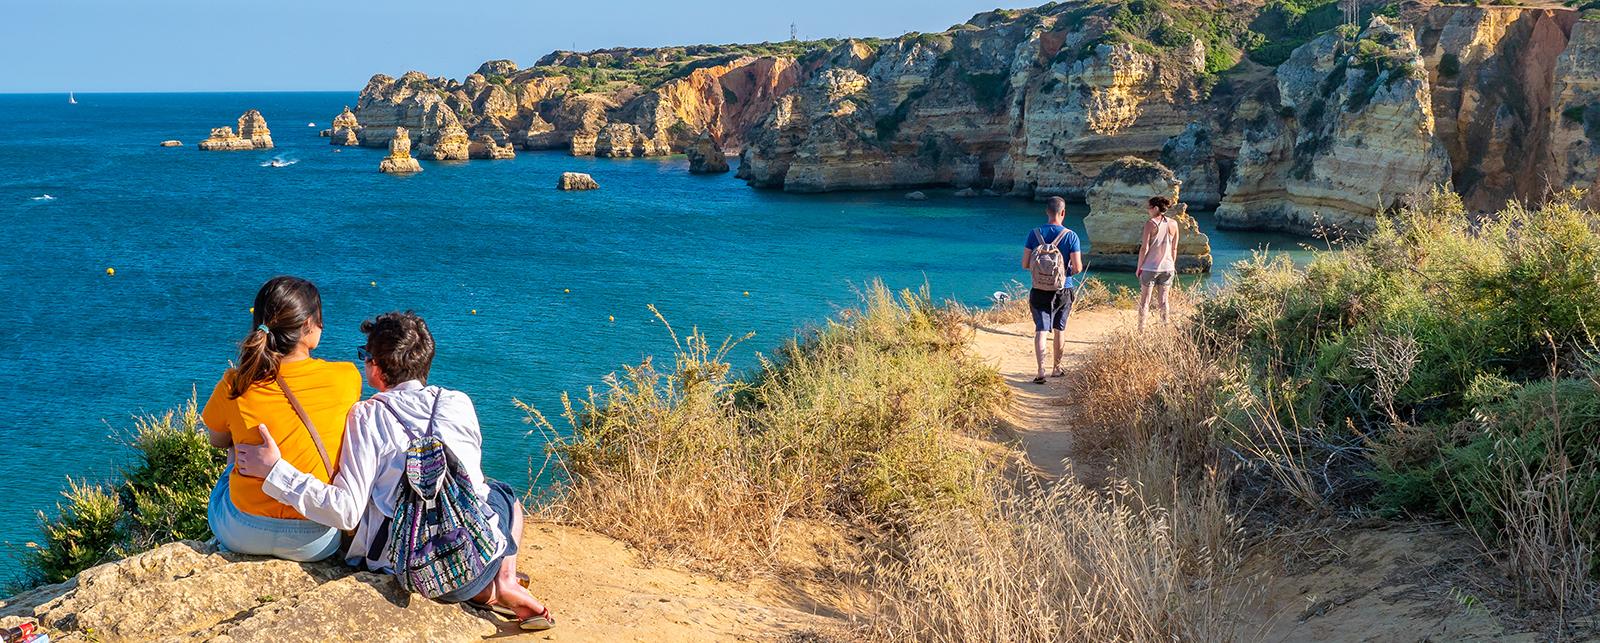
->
[375,391,506,598]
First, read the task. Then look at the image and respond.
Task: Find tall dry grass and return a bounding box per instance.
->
[528,283,1008,575]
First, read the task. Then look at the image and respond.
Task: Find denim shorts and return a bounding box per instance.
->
[434,479,522,604]
[208,465,341,562]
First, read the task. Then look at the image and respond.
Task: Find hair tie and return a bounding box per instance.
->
[257,324,271,334]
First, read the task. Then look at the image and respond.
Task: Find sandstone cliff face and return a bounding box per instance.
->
[1551,18,1600,205]
[1084,157,1212,272]
[1416,6,1578,211]
[687,132,730,173]
[348,52,799,163]
[1216,18,1452,235]
[198,110,273,151]
[378,127,422,173]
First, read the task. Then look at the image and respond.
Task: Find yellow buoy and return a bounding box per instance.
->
[249,307,254,314]
[105,267,115,276]
[471,309,478,315]
[743,291,749,297]
[608,315,615,323]
[370,281,376,287]
[563,288,570,294]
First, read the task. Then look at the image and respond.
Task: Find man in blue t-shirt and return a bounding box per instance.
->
[1021,196,1083,384]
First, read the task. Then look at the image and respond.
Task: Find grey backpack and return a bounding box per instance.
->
[1030,228,1072,291]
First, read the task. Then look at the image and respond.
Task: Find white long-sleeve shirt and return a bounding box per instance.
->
[261,380,505,571]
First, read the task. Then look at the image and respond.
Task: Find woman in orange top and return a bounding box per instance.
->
[202,276,360,561]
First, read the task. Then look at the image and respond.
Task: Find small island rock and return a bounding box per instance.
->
[198,110,273,151]
[159,140,182,147]
[378,127,423,174]
[905,191,927,201]
[1083,156,1211,273]
[686,133,730,174]
[954,187,978,197]
[559,172,600,190]
[329,106,360,146]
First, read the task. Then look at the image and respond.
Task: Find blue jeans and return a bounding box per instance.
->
[207,465,340,562]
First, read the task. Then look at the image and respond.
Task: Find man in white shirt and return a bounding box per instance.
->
[233,311,553,631]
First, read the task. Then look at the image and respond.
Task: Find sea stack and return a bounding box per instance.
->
[558,172,599,190]
[159,140,182,147]
[198,110,273,151]
[1084,157,1212,273]
[686,133,730,174]
[378,128,422,174]
[329,106,360,146]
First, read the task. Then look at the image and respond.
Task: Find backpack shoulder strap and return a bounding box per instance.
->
[1032,228,1046,249]
[276,375,335,480]
[1052,228,1071,248]
[374,389,445,441]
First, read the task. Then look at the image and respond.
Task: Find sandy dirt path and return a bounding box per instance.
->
[969,307,1134,478]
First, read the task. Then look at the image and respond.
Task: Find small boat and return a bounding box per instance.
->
[307,122,316,127]
[68,92,76,105]
[262,155,299,168]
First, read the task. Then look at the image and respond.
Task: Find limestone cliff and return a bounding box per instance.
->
[1415,6,1579,211]
[1551,17,1600,206]
[198,110,273,151]
[346,50,801,164]
[1216,18,1451,235]
[1084,157,1212,272]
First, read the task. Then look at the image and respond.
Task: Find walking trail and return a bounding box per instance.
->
[967,305,1539,642]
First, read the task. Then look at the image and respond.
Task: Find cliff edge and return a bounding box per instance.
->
[0,524,845,642]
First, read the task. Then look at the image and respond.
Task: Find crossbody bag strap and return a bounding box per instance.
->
[276,375,336,480]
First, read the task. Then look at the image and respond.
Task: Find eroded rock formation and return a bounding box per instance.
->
[378,127,422,174]
[1216,18,1451,235]
[1085,157,1212,273]
[346,52,799,162]
[1551,18,1600,206]
[559,172,599,190]
[686,132,730,173]
[329,106,360,146]
[198,110,273,151]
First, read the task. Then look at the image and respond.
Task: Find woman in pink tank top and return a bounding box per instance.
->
[1136,196,1180,331]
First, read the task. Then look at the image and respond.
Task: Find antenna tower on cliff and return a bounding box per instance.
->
[1341,0,1359,30]
[791,23,798,42]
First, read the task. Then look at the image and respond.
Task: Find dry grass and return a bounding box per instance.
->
[528,282,1008,577]
[1061,321,1220,456]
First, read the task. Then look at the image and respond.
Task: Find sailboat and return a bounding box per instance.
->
[68,92,76,105]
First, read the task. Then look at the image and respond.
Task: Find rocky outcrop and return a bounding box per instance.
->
[686,132,730,173]
[559,172,599,190]
[350,51,799,162]
[329,106,360,146]
[159,140,182,147]
[1161,123,1223,208]
[0,541,492,642]
[198,110,273,151]
[1550,17,1600,206]
[413,103,470,161]
[378,127,422,174]
[1416,6,1579,211]
[1085,157,1212,273]
[1216,18,1452,235]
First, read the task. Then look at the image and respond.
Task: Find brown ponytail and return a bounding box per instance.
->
[229,276,324,399]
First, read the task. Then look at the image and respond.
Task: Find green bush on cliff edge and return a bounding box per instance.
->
[20,398,225,587]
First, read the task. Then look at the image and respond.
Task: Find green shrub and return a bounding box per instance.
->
[961,72,1010,111]
[1439,53,1461,78]
[21,397,226,587]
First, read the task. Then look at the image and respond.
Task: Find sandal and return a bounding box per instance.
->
[1031,376,1047,385]
[467,600,517,618]
[520,606,555,632]
[1050,366,1066,378]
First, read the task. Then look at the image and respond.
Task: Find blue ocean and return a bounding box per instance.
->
[0,92,1309,578]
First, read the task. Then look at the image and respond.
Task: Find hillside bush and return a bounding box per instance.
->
[22,397,226,586]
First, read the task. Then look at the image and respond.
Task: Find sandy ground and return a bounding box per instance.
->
[494,523,848,641]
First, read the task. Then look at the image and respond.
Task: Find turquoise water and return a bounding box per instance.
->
[0,92,1311,577]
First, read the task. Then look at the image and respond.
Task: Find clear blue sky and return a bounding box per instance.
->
[2,0,1024,93]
